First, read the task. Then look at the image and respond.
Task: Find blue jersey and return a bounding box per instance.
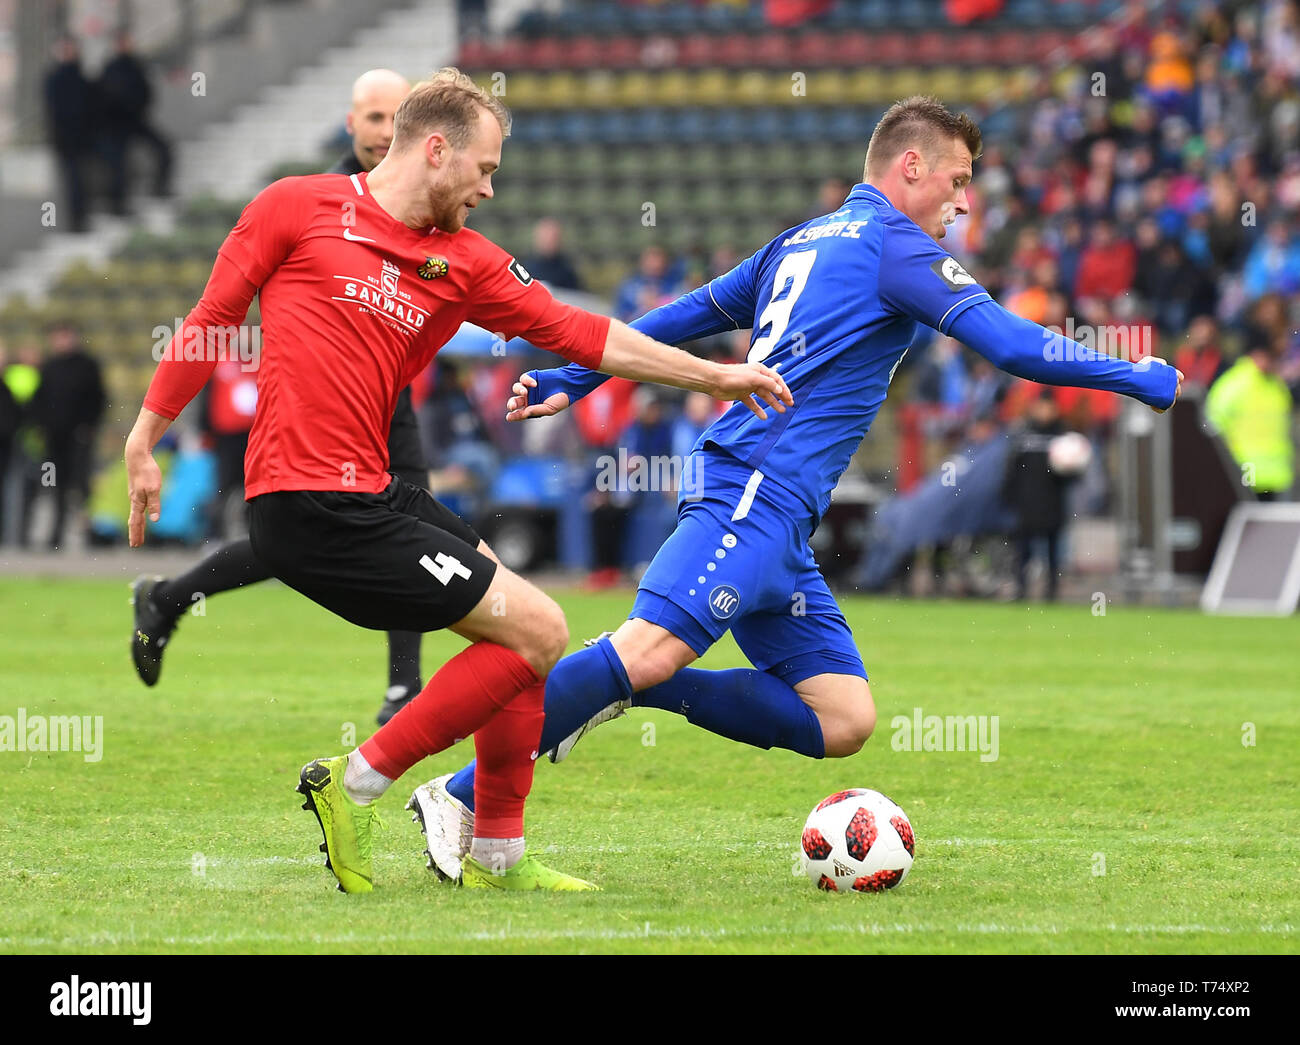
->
[531,183,1178,520]
[670,184,994,517]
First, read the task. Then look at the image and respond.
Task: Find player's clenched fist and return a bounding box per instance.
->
[706,361,793,420]
[1133,356,1185,414]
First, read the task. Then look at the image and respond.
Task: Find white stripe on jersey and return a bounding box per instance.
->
[349,173,364,196]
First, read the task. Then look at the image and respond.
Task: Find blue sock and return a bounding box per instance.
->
[446,637,633,811]
[634,667,825,758]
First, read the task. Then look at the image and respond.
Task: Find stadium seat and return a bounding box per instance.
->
[579,70,620,108]
[828,108,873,145]
[715,33,755,68]
[844,67,887,105]
[751,31,793,69]
[602,36,643,69]
[566,35,605,69]
[787,107,829,144]
[791,30,833,68]
[456,38,490,68]
[912,32,948,66]
[669,108,712,145]
[925,68,968,104]
[539,71,582,110]
[691,69,733,107]
[654,68,696,107]
[502,73,544,109]
[950,33,994,66]
[676,33,716,68]
[734,70,775,107]
[804,69,846,106]
[615,70,656,109]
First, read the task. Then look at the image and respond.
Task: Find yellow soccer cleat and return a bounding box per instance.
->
[460,851,599,892]
[297,755,383,894]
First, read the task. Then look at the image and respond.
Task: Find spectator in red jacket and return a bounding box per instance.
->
[1074,218,1137,301]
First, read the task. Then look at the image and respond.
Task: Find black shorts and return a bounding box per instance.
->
[248,475,496,633]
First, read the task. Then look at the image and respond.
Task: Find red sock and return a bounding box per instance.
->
[473,680,545,838]
[360,642,539,780]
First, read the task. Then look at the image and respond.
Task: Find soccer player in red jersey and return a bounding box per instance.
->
[129,69,433,728]
[123,68,791,893]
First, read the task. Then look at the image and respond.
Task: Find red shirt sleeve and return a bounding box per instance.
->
[142,252,260,420]
[217,176,312,286]
[142,178,310,420]
[466,238,608,369]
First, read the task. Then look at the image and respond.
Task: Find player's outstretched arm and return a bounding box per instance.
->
[948,300,1183,413]
[594,319,790,419]
[125,407,171,547]
[506,266,759,421]
[124,252,261,546]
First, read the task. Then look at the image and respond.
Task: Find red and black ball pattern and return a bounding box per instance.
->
[891,815,915,858]
[845,807,878,862]
[852,869,904,892]
[817,874,838,892]
[816,788,867,812]
[802,826,833,861]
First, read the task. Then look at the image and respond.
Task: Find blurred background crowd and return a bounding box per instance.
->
[0,0,1297,600]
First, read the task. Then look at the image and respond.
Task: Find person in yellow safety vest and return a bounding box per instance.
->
[1,340,42,544]
[1205,338,1295,500]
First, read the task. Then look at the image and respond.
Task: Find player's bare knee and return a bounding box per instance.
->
[525,599,568,676]
[821,684,876,757]
[636,647,683,691]
[613,626,695,691]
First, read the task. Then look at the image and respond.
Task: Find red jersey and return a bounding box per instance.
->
[144,172,609,497]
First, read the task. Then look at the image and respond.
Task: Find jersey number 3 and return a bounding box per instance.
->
[748,249,817,364]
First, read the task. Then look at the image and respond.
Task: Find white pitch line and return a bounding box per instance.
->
[0,922,1293,950]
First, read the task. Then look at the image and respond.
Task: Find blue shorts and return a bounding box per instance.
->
[631,450,867,687]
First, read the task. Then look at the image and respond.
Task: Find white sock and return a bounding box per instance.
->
[469,836,525,873]
[343,749,392,806]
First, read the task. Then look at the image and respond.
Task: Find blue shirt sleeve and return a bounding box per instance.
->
[527,252,762,408]
[949,299,1179,409]
[876,221,993,335]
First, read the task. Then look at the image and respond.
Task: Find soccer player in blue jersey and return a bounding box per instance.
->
[407,96,1184,879]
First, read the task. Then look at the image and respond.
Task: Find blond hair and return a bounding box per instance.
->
[392,67,511,151]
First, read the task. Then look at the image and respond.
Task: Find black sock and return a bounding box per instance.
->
[152,539,272,617]
[386,630,422,693]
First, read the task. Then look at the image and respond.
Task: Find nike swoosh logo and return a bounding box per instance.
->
[342,228,376,243]
[529,750,539,761]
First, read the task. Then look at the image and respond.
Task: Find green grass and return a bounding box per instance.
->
[0,578,1296,954]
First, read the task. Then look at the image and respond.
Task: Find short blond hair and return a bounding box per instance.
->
[392,67,511,151]
[864,96,982,180]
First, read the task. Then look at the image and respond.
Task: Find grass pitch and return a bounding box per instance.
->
[0,577,1296,954]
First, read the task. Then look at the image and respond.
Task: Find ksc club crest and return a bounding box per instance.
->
[708,585,741,620]
[418,256,450,280]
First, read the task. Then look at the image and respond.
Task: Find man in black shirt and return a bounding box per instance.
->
[131,69,430,725]
[98,31,173,210]
[29,323,105,548]
[44,37,92,232]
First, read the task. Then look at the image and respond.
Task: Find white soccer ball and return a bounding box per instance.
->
[800,788,914,893]
[1047,431,1092,477]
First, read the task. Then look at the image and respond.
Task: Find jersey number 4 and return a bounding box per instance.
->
[748,249,817,365]
[420,552,472,585]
